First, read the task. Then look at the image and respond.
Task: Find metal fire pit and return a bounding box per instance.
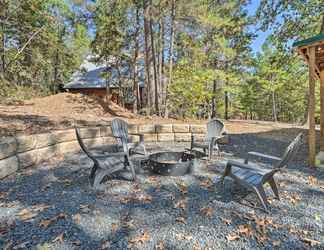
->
[149,151,200,176]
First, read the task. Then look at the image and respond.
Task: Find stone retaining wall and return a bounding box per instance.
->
[0,123,227,179]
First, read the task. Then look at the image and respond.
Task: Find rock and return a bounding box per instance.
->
[174,133,191,142]
[0,137,17,160]
[143,133,158,142]
[155,124,173,133]
[35,133,57,149]
[128,124,138,134]
[78,127,101,139]
[138,124,156,134]
[100,126,112,137]
[190,124,206,133]
[192,134,205,141]
[16,135,37,153]
[173,124,190,133]
[51,129,76,143]
[17,150,38,168]
[0,156,19,179]
[157,133,175,142]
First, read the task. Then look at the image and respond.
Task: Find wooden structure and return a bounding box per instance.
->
[293,33,324,167]
[221,133,303,212]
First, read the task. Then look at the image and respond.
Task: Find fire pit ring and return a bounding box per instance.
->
[149,151,199,176]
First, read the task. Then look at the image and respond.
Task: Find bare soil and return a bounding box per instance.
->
[0,92,301,136]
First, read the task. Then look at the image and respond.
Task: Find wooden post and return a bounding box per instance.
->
[308,46,316,167]
[320,70,324,151]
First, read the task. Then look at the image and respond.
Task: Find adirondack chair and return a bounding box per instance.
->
[111,118,147,156]
[75,128,136,188]
[221,132,303,212]
[190,118,225,159]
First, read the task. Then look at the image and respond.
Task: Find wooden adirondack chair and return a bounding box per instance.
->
[111,118,147,156]
[75,128,136,188]
[221,132,303,212]
[190,118,226,159]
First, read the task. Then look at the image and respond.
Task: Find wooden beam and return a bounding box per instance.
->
[320,70,324,151]
[308,46,316,167]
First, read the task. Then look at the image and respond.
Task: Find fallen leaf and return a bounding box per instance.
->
[52,233,64,243]
[200,179,213,190]
[73,214,81,224]
[174,199,187,210]
[307,176,318,186]
[17,209,37,221]
[221,218,232,225]
[200,207,213,217]
[175,233,193,241]
[101,240,111,249]
[226,233,240,241]
[120,196,132,204]
[39,213,67,228]
[272,240,281,247]
[137,194,152,203]
[31,204,50,212]
[193,243,201,250]
[302,237,320,246]
[72,239,81,246]
[128,231,150,248]
[175,216,186,224]
[255,234,268,245]
[111,223,118,233]
[155,241,164,250]
[39,219,52,228]
[177,183,188,195]
[238,224,253,237]
[0,192,8,199]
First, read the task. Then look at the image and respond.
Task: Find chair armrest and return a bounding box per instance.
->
[129,133,144,142]
[227,159,262,172]
[245,151,281,163]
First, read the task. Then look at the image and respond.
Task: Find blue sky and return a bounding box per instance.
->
[247,0,272,53]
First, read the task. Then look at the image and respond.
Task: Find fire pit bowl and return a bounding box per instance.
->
[149,151,199,176]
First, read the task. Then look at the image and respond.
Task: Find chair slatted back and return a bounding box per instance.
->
[111,118,129,144]
[275,132,303,169]
[206,119,225,140]
[75,128,97,162]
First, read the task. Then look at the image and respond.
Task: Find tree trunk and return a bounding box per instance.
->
[320,15,324,33]
[53,47,59,94]
[132,5,140,113]
[149,0,159,114]
[158,14,165,108]
[143,0,152,114]
[224,81,229,120]
[0,21,5,76]
[211,80,217,118]
[105,56,111,105]
[272,91,277,122]
[164,0,175,118]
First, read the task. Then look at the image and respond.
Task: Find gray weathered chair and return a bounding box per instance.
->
[111,118,147,156]
[75,128,136,188]
[190,118,225,159]
[221,132,303,212]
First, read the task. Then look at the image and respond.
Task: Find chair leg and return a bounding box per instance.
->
[128,161,136,181]
[253,185,269,212]
[89,163,98,186]
[268,177,280,200]
[92,169,108,189]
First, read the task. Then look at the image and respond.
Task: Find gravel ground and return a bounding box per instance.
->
[0,134,324,250]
